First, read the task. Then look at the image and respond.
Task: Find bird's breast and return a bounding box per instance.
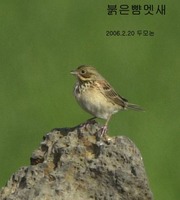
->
[73,82,119,119]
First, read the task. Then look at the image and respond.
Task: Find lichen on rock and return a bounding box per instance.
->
[0,121,153,200]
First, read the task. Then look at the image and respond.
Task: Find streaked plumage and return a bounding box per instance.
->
[71,65,143,135]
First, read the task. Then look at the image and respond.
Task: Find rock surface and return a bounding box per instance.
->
[0,121,153,200]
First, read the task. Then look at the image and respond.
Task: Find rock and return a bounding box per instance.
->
[0,121,153,200]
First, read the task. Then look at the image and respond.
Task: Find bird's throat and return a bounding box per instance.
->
[75,80,94,94]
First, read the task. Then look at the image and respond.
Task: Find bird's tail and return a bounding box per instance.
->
[126,103,144,111]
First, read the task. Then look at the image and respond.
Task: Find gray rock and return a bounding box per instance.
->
[0,121,153,200]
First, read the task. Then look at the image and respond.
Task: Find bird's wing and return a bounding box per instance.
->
[97,80,128,108]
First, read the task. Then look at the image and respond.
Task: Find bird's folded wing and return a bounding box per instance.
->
[98,80,127,108]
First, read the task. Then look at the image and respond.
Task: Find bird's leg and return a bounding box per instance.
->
[99,115,112,136]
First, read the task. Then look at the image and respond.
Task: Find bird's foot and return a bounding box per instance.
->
[86,117,97,124]
[95,125,110,142]
[80,117,97,129]
[99,125,108,137]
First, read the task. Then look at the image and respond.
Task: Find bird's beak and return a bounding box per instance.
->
[70,70,77,75]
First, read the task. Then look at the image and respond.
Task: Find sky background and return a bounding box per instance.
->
[0,1,179,200]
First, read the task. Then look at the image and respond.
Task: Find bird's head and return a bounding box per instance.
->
[71,65,103,81]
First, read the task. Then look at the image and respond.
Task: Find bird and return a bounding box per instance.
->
[71,65,143,135]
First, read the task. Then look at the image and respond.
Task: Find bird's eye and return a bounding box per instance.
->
[81,69,86,74]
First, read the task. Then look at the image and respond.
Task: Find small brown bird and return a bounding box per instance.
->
[71,65,143,135]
